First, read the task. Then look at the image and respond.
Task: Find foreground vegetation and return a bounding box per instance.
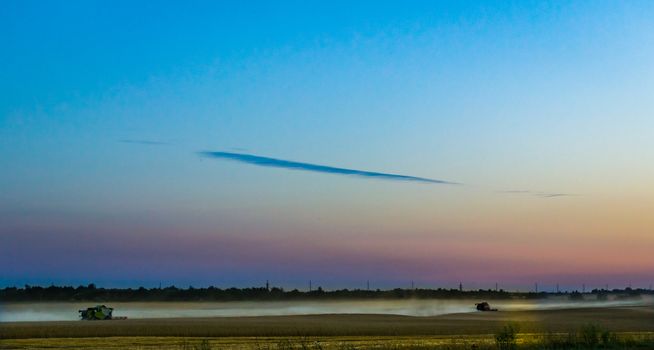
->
[2,329,654,350]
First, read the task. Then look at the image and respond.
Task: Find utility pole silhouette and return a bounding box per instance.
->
[459,282,462,292]
[535,283,538,293]
[556,283,560,293]
[411,281,414,290]
[309,280,312,292]
[495,282,498,292]
[582,284,585,293]
[366,280,369,291]
[266,280,269,291]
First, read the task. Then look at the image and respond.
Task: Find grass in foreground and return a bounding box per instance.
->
[2,328,654,350]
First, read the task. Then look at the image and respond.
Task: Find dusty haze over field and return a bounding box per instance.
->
[3,297,653,322]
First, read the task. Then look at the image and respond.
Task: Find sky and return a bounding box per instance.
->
[1,1,654,291]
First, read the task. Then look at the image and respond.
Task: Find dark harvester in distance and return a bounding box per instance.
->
[475,301,498,311]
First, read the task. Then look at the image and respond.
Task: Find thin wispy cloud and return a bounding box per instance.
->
[199,151,459,185]
[536,193,574,198]
[119,139,169,146]
[498,190,575,198]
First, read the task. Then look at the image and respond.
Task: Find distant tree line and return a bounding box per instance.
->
[0,284,650,302]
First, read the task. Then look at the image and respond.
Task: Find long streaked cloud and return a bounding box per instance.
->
[199,151,459,185]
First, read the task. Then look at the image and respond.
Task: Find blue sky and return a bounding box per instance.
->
[1,1,654,289]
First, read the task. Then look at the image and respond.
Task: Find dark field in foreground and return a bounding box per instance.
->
[1,306,653,349]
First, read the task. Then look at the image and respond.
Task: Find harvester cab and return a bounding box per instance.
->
[79,305,114,320]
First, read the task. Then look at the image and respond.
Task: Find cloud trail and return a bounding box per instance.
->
[498,190,575,198]
[536,193,574,198]
[199,151,458,185]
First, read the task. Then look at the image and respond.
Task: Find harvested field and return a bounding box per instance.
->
[1,306,653,349]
